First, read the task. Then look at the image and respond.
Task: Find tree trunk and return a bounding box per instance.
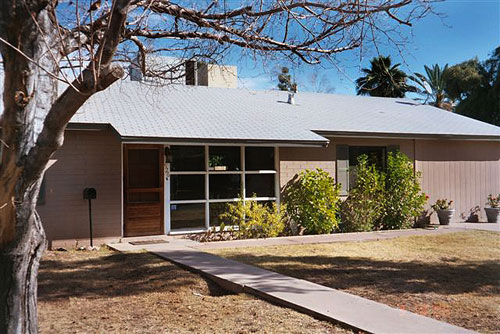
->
[0,1,129,331]
[0,179,46,334]
[0,4,57,333]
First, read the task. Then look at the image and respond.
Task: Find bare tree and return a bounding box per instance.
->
[0,0,434,332]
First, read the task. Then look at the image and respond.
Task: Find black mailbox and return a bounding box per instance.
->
[83,188,97,200]
[83,188,97,247]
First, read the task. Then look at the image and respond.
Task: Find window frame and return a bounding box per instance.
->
[336,144,399,196]
[168,144,279,231]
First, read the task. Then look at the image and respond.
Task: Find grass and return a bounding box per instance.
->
[38,248,354,334]
[210,231,500,333]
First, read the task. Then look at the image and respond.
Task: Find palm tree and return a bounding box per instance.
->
[356,55,415,98]
[411,64,450,109]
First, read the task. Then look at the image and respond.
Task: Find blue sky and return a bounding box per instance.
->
[236,0,500,95]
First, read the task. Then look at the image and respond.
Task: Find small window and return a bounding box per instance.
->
[209,174,241,199]
[171,175,205,200]
[245,174,275,198]
[245,147,274,170]
[349,146,386,170]
[209,146,241,171]
[170,146,205,171]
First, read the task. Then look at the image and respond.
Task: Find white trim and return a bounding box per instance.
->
[160,143,279,233]
[245,170,276,174]
[275,146,280,207]
[121,140,319,147]
[170,171,206,175]
[170,199,207,204]
[207,170,244,174]
[164,144,170,234]
[204,145,210,228]
[169,228,208,235]
[120,142,124,237]
[241,146,246,200]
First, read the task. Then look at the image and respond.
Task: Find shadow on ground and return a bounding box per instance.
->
[38,250,231,302]
[222,254,500,296]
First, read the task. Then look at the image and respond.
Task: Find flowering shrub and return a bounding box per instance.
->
[219,196,287,239]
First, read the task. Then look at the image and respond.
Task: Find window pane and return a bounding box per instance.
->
[209,174,241,199]
[171,175,205,200]
[348,146,386,188]
[348,146,386,169]
[128,149,160,188]
[209,202,232,227]
[245,147,274,170]
[170,203,205,229]
[170,146,205,171]
[245,174,275,197]
[209,146,241,171]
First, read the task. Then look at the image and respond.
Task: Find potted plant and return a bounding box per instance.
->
[209,155,227,171]
[415,209,432,228]
[464,205,480,223]
[431,199,454,225]
[485,194,500,223]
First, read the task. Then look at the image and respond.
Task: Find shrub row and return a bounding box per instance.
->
[198,151,426,241]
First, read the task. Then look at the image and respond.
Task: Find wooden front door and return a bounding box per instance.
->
[124,145,164,237]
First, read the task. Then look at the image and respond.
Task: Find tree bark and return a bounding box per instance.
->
[0,180,46,334]
[0,0,130,331]
[0,4,59,333]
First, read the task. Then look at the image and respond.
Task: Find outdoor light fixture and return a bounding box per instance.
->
[165,147,173,163]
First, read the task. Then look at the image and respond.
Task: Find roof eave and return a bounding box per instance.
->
[313,130,500,141]
[120,135,329,147]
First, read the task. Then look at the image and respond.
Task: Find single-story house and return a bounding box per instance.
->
[5,79,500,247]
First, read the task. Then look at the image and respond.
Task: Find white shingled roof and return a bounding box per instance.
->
[2,77,500,144]
[70,80,500,144]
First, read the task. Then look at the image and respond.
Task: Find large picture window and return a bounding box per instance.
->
[169,145,277,231]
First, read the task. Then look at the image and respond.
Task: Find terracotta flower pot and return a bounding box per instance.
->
[437,209,454,225]
[484,207,500,224]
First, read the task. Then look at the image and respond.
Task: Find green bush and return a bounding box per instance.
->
[284,169,341,234]
[382,152,427,230]
[340,155,385,232]
[219,196,287,239]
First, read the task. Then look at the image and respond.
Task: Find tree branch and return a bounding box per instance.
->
[22,0,132,185]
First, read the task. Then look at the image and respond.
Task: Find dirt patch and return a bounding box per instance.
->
[38,248,354,333]
[210,230,500,334]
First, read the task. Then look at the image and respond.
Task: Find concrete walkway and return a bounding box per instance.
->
[447,222,499,232]
[108,230,477,334]
[193,225,491,250]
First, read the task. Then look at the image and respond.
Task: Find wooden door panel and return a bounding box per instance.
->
[124,145,164,237]
[127,204,161,218]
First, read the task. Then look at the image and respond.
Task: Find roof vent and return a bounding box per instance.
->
[287,92,295,105]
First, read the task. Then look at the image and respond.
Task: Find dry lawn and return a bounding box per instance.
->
[210,231,500,334]
[38,248,353,334]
